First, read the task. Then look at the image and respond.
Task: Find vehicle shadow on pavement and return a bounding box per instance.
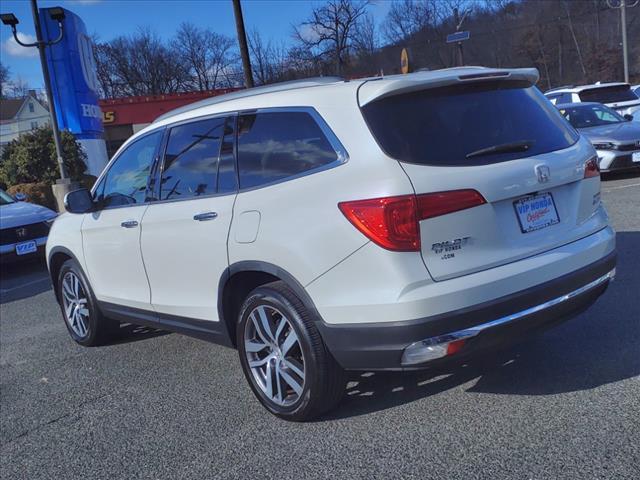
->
[0,259,51,304]
[323,231,639,421]
[113,323,171,344]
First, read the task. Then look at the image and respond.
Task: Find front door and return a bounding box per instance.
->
[141,115,237,322]
[82,130,163,309]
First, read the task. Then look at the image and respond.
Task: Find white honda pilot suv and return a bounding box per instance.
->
[48,67,616,421]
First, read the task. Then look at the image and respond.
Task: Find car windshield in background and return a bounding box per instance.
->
[579,85,638,103]
[0,189,16,206]
[361,82,578,166]
[559,104,626,129]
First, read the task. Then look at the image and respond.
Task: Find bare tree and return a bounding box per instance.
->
[382,0,437,44]
[248,29,288,85]
[8,76,31,98]
[0,62,10,99]
[172,23,237,91]
[93,28,190,97]
[353,13,378,59]
[293,0,370,75]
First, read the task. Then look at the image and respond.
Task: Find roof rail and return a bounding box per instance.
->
[154,76,345,123]
[545,85,574,93]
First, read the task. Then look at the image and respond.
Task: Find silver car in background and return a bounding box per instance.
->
[557,102,640,173]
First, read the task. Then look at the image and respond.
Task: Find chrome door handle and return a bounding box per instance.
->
[121,220,139,228]
[193,212,218,221]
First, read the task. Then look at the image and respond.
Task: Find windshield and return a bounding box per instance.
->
[559,104,626,129]
[0,189,15,206]
[579,85,638,103]
[361,82,578,166]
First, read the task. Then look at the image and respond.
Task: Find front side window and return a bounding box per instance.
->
[237,111,338,189]
[97,130,161,207]
[160,117,225,200]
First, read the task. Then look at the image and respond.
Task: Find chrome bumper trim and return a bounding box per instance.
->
[401,268,616,365]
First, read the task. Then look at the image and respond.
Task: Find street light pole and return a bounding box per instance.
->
[29,0,68,181]
[2,0,68,181]
[232,0,254,88]
[608,0,639,84]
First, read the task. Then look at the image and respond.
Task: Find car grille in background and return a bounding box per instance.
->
[0,222,50,246]
[617,143,640,152]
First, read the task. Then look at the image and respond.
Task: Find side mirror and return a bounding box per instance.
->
[624,114,634,121]
[64,188,95,214]
[14,192,27,201]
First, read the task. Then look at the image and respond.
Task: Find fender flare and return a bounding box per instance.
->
[217,261,324,341]
[47,246,83,303]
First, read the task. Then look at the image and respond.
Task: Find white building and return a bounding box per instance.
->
[0,92,50,154]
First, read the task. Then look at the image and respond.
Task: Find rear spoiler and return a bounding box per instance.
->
[358,67,539,106]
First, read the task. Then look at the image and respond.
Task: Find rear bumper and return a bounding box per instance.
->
[317,251,616,370]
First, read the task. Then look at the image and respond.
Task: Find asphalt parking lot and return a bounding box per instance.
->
[1,173,639,480]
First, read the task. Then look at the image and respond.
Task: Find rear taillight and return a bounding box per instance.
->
[584,157,600,178]
[416,189,487,220]
[338,189,486,252]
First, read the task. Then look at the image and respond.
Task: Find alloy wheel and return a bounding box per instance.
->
[61,271,90,338]
[244,305,306,406]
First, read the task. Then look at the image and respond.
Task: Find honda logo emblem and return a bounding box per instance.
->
[536,165,550,183]
[16,227,27,238]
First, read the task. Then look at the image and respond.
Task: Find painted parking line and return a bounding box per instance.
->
[0,276,50,294]
[602,182,640,192]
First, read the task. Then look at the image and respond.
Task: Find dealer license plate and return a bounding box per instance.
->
[514,193,560,233]
[16,240,37,256]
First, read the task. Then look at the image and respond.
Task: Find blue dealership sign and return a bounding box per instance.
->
[39,7,103,139]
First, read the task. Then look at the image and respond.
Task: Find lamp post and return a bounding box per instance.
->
[1,1,67,180]
[1,1,81,211]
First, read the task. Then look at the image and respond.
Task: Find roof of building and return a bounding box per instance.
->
[0,98,25,121]
[0,94,48,123]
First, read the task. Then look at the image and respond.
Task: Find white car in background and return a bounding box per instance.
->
[545,82,640,119]
[47,67,616,421]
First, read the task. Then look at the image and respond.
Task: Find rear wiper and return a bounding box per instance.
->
[466,140,535,159]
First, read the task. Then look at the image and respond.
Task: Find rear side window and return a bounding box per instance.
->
[362,83,579,166]
[237,111,338,189]
[160,117,225,200]
[579,85,638,103]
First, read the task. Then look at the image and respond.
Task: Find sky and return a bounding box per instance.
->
[1,0,392,90]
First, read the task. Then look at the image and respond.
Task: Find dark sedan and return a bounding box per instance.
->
[557,102,640,172]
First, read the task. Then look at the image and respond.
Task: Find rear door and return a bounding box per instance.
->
[360,79,608,281]
[140,115,237,321]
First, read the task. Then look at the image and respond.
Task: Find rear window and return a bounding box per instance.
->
[579,85,638,103]
[361,83,579,166]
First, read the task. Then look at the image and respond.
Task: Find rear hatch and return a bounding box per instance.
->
[578,84,640,112]
[359,70,606,281]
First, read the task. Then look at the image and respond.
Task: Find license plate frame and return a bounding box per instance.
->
[15,240,37,256]
[513,192,560,234]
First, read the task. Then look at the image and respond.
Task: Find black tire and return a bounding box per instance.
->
[57,259,119,346]
[237,281,347,421]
